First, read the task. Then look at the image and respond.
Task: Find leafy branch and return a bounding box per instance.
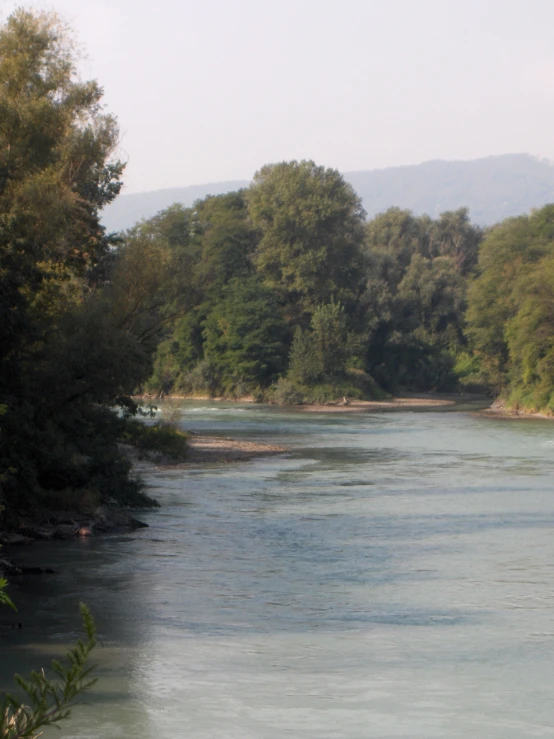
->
[0,578,16,612]
[0,604,97,739]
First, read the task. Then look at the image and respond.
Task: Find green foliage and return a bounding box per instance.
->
[288,302,351,385]
[0,577,16,613]
[357,206,483,392]
[144,192,260,396]
[120,419,190,461]
[428,208,482,276]
[203,278,287,393]
[396,254,467,348]
[466,204,554,410]
[135,167,488,402]
[192,191,256,300]
[287,328,321,385]
[0,9,163,516]
[0,604,96,739]
[269,369,385,405]
[268,378,305,405]
[175,359,220,397]
[453,351,486,390]
[310,302,350,377]
[147,311,204,394]
[248,160,366,324]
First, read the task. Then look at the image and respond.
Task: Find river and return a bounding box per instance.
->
[2,401,554,738]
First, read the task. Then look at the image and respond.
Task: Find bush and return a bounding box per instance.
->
[0,603,97,739]
[454,351,489,391]
[175,359,220,397]
[268,369,387,405]
[268,378,305,405]
[120,419,190,461]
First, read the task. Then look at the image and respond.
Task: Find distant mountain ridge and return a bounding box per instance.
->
[101,154,554,232]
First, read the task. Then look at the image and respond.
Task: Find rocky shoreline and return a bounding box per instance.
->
[0,435,288,567]
[0,506,149,547]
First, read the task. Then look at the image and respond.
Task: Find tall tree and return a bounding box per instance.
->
[203,277,287,393]
[0,9,155,512]
[466,204,554,408]
[427,208,482,275]
[361,208,475,392]
[247,160,366,325]
[192,191,256,300]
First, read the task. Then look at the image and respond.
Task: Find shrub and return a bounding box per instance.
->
[120,419,190,461]
[268,378,305,405]
[0,604,97,739]
[176,359,220,397]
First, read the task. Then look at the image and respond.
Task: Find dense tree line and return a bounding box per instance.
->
[136,177,554,414]
[3,8,554,524]
[141,171,482,402]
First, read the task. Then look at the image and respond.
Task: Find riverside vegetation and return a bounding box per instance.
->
[1,6,554,531]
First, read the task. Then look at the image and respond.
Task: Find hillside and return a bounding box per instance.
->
[101,154,554,232]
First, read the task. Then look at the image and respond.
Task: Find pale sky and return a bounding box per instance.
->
[1,0,553,193]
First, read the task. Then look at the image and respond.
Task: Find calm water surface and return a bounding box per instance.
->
[2,402,554,738]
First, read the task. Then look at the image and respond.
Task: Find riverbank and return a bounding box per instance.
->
[297,397,457,413]
[140,393,479,413]
[0,435,288,551]
[478,399,554,421]
[186,435,288,464]
[131,434,288,470]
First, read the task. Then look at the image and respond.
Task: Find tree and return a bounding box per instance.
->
[0,9,123,292]
[466,204,554,408]
[427,208,482,275]
[0,9,159,513]
[192,191,256,300]
[288,302,350,384]
[203,278,287,393]
[466,213,543,388]
[147,310,205,394]
[364,208,425,286]
[247,160,366,325]
[361,209,473,392]
[396,254,467,348]
[505,253,554,409]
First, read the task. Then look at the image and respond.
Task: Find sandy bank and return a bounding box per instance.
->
[139,394,466,413]
[185,435,288,464]
[298,397,457,413]
[130,435,288,471]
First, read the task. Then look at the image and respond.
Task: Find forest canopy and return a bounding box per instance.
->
[144,187,482,401]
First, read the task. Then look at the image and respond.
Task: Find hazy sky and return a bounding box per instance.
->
[1,0,553,193]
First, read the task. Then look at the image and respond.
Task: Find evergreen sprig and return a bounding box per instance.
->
[0,604,97,739]
[0,579,16,613]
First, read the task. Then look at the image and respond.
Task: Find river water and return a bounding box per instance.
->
[2,402,554,738]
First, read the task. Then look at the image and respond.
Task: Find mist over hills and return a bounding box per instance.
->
[101,154,554,232]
